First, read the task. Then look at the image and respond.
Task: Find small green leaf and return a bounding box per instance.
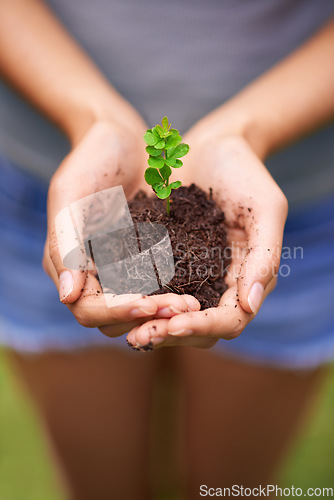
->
[162,116,169,130]
[144,118,186,211]
[165,158,176,167]
[174,159,183,168]
[145,167,163,186]
[152,127,160,139]
[169,143,189,159]
[159,164,172,180]
[154,184,172,199]
[155,139,165,149]
[146,146,163,157]
[155,124,171,139]
[155,125,164,137]
[144,130,158,146]
[148,156,165,168]
[165,133,182,150]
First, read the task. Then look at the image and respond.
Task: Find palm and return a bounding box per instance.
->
[179,134,258,298]
[125,134,286,348]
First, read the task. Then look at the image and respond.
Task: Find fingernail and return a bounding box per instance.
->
[59,271,73,302]
[248,282,264,314]
[129,299,156,317]
[171,305,186,313]
[130,307,154,318]
[139,341,153,352]
[183,295,199,310]
[126,339,141,351]
[126,339,138,350]
[168,328,193,337]
[159,305,184,317]
[158,307,172,317]
[129,341,153,352]
[130,307,156,318]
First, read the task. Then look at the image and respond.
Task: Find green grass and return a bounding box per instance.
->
[278,367,334,491]
[0,350,62,500]
[1,349,334,499]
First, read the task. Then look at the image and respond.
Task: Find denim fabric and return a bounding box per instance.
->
[1,153,334,367]
[215,193,334,368]
[0,153,119,352]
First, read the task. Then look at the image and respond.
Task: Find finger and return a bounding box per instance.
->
[67,284,160,328]
[127,319,169,348]
[237,190,288,314]
[50,244,87,304]
[98,293,201,338]
[47,180,89,304]
[126,320,217,350]
[150,293,200,318]
[64,266,200,329]
[99,317,148,338]
[43,227,88,304]
[46,148,115,304]
[166,281,274,340]
[42,237,58,284]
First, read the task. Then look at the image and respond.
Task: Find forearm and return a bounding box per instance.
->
[0,0,143,145]
[197,18,334,159]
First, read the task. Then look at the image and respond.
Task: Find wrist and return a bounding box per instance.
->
[221,97,280,160]
[61,89,146,148]
[190,102,273,161]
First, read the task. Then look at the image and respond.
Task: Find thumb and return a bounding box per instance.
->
[47,179,90,304]
[237,202,287,314]
[45,143,99,304]
[48,227,88,304]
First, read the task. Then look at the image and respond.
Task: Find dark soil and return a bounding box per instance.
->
[128,183,231,309]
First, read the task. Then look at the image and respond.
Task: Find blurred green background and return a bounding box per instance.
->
[1,348,334,500]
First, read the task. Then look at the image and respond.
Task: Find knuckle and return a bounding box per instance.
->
[75,310,95,328]
[42,254,48,274]
[99,325,119,337]
[274,188,289,215]
[42,244,55,278]
[48,236,59,263]
[226,318,244,340]
[49,171,65,192]
[267,276,278,294]
[105,308,124,323]
[266,252,281,277]
[213,308,243,340]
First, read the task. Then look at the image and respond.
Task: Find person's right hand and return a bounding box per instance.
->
[43,118,200,340]
[125,133,288,349]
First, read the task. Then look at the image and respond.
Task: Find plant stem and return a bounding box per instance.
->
[166,195,170,215]
[165,149,170,215]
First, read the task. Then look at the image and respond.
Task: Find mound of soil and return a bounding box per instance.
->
[129,183,230,309]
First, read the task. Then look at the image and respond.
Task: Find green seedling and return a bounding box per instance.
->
[144,116,189,215]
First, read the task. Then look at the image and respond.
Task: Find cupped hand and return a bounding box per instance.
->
[43,118,200,338]
[126,132,288,349]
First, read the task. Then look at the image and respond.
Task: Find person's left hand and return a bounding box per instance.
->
[126,128,288,350]
[43,119,201,340]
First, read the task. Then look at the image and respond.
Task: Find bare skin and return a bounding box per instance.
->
[9,348,326,500]
[176,348,326,498]
[0,1,334,498]
[8,348,158,500]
